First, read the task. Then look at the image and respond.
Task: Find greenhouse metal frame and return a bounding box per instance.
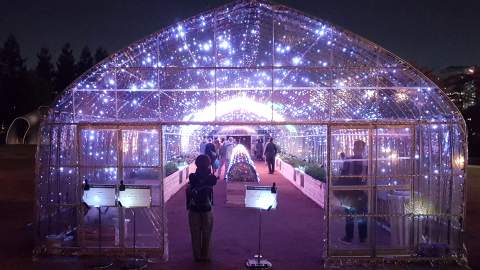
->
[35,0,467,264]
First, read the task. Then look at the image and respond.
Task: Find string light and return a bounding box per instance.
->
[37,1,466,257]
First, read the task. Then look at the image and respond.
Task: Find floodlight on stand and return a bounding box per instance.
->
[117,186,151,269]
[245,185,277,269]
[81,184,116,269]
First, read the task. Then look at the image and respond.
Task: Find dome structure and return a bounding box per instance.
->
[35,0,467,263]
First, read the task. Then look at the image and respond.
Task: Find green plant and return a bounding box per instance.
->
[279,153,306,168]
[304,163,326,182]
[165,161,179,177]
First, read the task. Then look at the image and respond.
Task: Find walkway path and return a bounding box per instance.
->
[163,161,325,270]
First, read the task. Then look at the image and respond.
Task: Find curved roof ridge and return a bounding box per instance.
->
[46,0,464,125]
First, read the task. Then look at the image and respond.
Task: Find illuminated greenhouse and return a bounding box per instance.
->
[35,0,467,264]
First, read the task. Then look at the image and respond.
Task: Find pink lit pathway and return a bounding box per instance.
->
[162,161,325,270]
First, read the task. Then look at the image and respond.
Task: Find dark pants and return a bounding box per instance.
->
[266,156,275,173]
[188,211,213,260]
[344,206,367,241]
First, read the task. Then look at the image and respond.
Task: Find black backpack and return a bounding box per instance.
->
[187,184,213,212]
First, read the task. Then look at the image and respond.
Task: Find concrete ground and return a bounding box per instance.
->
[0,146,476,269]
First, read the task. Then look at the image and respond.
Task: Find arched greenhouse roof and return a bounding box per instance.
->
[48,0,463,125]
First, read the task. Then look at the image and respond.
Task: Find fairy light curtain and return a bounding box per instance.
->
[36,0,466,262]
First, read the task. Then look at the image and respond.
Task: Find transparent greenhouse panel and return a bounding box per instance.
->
[216,90,272,122]
[81,206,119,248]
[158,13,215,67]
[330,89,379,120]
[413,215,463,256]
[80,129,118,167]
[327,31,378,68]
[163,130,183,162]
[329,189,371,216]
[216,2,273,67]
[122,130,160,167]
[160,89,215,122]
[374,216,412,253]
[274,9,332,68]
[374,127,413,186]
[328,215,372,256]
[216,68,272,90]
[451,124,466,216]
[376,68,430,88]
[413,88,457,121]
[377,89,418,120]
[273,89,329,121]
[123,168,161,205]
[116,68,158,90]
[160,68,214,90]
[124,207,163,248]
[216,69,272,121]
[50,166,79,205]
[114,36,159,68]
[81,167,118,185]
[74,91,117,122]
[272,68,330,121]
[330,128,369,186]
[376,189,410,215]
[117,91,160,121]
[50,125,78,166]
[37,163,51,210]
[42,206,80,247]
[274,68,330,88]
[330,68,378,87]
[51,90,74,123]
[73,65,116,90]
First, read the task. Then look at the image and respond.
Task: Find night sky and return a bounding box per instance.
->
[1,0,479,69]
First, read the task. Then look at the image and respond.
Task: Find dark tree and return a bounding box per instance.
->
[0,34,27,123]
[94,47,109,64]
[35,47,55,105]
[36,47,54,81]
[76,46,93,76]
[55,43,76,93]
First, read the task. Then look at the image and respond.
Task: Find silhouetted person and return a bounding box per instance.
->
[219,137,234,179]
[199,136,207,154]
[255,139,264,161]
[264,138,278,174]
[204,138,217,174]
[334,140,368,244]
[186,155,217,262]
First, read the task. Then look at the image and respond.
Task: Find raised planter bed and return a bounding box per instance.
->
[276,157,326,208]
[164,162,196,202]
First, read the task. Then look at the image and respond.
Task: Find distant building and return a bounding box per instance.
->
[435,66,479,110]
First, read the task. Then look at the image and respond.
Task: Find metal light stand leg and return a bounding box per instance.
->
[88,207,112,269]
[120,208,147,269]
[246,209,272,269]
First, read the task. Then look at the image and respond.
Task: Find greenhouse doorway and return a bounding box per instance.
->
[163,123,328,266]
[77,125,163,252]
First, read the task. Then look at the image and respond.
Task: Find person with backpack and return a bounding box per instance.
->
[186,154,217,262]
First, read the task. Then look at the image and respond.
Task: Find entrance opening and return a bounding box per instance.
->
[162,123,327,267]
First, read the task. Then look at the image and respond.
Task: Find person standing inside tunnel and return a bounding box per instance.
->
[199,136,207,154]
[204,137,217,174]
[219,137,234,179]
[255,139,264,161]
[186,155,217,262]
[264,137,278,174]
